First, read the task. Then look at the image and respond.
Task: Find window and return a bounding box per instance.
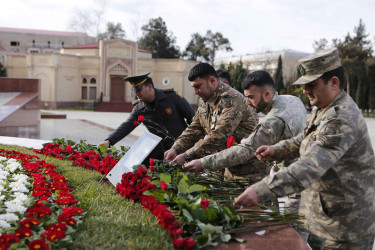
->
[82,77,87,84]
[90,78,96,84]
[89,87,97,100]
[10,41,20,46]
[62,41,64,47]
[47,41,50,48]
[82,86,87,100]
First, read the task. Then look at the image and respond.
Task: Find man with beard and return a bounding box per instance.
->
[234,48,375,249]
[164,63,258,165]
[183,70,306,184]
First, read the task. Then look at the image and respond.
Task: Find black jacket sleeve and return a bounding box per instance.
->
[106,109,138,145]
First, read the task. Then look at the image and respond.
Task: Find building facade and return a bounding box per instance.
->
[215,49,309,85]
[1,27,199,110]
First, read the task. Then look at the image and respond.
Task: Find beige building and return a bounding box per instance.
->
[1,27,199,110]
[0,27,95,54]
[215,49,309,85]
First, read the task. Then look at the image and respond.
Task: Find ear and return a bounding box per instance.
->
[330,76,340,90]
[263,89,272,101]
[208,76,217,85]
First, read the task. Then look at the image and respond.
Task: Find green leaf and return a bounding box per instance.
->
[195,234,209,245]
[177,178,189,194]
[221,234,231,242]
[202,224,216,234]
[233,237,246,243]
[159,173,171,184]
[182,209,194,222]
[188,184,206,193]
[99,145,107,153]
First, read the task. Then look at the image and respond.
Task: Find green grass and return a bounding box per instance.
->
[0,145,173,250]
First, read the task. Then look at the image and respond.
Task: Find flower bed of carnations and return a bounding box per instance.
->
[31,139,247,249]
[0,149,84,250]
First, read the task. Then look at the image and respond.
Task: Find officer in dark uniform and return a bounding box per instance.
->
[100,72,195,162]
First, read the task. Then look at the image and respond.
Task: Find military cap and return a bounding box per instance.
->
[188,63,218,81]
[124,72,151,92]
[293,47,342,85]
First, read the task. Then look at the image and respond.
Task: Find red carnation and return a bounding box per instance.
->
[200,198,210,210]
[138,115,145,122]
[160,181,168,191]
[173,238,184,249]
[133,120,138,126]
[184,237,196,249]
[226,136,236,148]
[149,158,155,166]
[149,165,155,172]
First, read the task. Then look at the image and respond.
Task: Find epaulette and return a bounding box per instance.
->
[326,106,338,119]
[132,99,140,106]
[163,88,175,93]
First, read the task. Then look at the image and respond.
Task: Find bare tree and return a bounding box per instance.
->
[67,0,106,39]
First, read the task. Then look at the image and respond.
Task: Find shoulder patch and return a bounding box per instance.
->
[222,96,233,108]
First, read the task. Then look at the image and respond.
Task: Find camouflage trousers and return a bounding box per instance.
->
[307,233,374,250]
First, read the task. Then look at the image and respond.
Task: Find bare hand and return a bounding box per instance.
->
[255,146,274,162]
[164,148,177,161]
[184,159,203,172]
[99,140,110,146]
[233,187,259,207]
[173,153,186,165]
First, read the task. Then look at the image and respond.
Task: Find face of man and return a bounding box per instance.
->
[135,84,155,103]
[303,77,336,108]
[244,85,268,113]
[190,76,216,102]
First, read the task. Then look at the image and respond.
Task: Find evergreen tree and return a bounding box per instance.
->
[227,60,247,93]
[0,62,6,77]
[274,55,285,93]
[97,22,125,40]
[367,62,375,110]
[138,17,180,59]
[183,30,232,64]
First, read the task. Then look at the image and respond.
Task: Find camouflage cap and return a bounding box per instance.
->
[124,72,151,92]
[293,47,342,85]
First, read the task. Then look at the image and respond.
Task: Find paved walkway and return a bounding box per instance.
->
[0,110,375,152]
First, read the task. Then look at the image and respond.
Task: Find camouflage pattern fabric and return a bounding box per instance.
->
[201,93,307,178]
[172,82,258,159]
[252,90,375,241]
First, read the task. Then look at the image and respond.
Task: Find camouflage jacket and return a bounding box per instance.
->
[252,90,375,241]
[172,82,258,159]
[201,93,306,175]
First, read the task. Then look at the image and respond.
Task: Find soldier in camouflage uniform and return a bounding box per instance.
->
[183,70,306,184]
[234,48,375,249]
[164,63,258,165]
[100,72,195,161]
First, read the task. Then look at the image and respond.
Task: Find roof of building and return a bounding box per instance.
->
[63,42,152,54]
[0,27,91,37]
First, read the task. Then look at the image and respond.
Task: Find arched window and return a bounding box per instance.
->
[90,78,96,84]
[82,77,87,84]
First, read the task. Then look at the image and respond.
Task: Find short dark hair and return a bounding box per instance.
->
[188,63,218,81]
[242,70,275,90]
[321,66,345,89]
[216,69,232,85]
[144,77,154,88]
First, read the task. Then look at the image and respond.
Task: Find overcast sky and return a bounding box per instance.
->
[1,0,375,58]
